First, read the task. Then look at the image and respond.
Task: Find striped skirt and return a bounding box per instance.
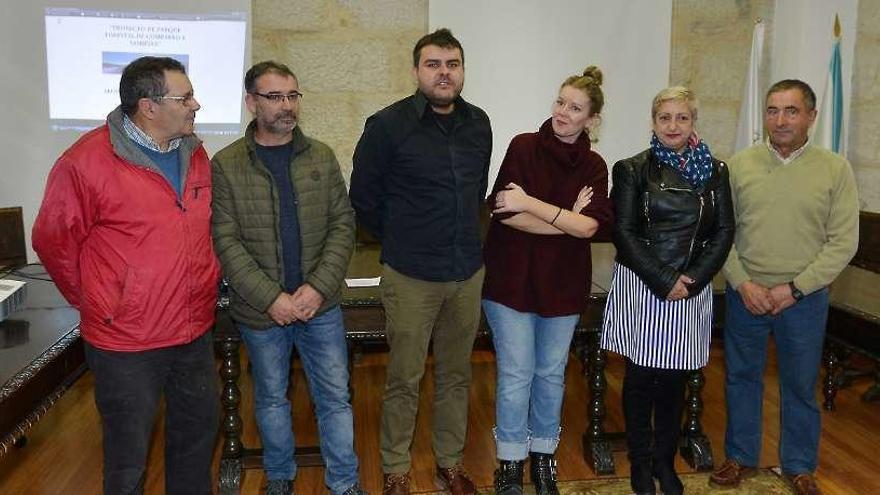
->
[600,262,712,370]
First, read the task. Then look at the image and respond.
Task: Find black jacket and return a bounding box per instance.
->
[611,149,735,299]
[350,91,492,282]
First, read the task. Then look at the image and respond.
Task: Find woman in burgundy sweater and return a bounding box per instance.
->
[482,66,614,495]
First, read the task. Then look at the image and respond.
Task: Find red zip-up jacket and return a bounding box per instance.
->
[32,108,220,351]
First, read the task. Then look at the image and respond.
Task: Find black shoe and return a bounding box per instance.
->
[653,463,683,495]
[529,452,559,495]
[630,461,656,494]
[494,460,524,495]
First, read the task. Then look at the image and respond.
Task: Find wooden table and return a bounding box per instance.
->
[215,243,716,493]
[0,268,83,458]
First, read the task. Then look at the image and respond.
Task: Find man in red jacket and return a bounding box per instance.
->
[32,56,220,495]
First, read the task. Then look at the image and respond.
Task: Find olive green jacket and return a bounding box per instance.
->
[211,122,355,328]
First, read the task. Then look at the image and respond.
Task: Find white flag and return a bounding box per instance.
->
[734,20,764,151]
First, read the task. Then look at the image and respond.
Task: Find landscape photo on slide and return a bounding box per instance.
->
[101,52,189,74]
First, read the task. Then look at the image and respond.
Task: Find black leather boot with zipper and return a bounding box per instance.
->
[529,452,559,495]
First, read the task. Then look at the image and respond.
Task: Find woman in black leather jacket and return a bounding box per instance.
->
[600,87,735,495]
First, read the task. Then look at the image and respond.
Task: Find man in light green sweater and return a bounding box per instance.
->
[710,80,859,495]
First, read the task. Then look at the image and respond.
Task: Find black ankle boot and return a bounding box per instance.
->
[494,459,524,495]
[630,461,656,494]
[653,462,683,495]
[529,452,559,495]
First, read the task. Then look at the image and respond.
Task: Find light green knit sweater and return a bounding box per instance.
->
[722,143,859,294]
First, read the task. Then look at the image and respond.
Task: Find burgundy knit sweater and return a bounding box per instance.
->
[482,118,614,317]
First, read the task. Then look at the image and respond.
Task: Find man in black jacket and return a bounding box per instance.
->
[350,28,492,495]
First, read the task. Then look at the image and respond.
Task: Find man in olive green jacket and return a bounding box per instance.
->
[211,61,363,495]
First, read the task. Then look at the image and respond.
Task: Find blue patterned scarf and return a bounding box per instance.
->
[650,132,714,188]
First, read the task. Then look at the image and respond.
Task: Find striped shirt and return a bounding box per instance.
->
[122,114,181,152]
[601,263,712,370]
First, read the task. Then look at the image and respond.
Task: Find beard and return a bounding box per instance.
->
[421,78,462,110]
[425,92,456,109]
[261,110,297,135]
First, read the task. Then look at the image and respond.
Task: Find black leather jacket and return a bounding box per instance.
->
[611,149,735,299]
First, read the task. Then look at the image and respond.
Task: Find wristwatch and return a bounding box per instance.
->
[788,281,804,301]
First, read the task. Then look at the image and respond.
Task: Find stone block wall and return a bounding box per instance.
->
[669,0,775,161]
[850,0,880,211]
[670,0,879,212]
[252,0,427,179]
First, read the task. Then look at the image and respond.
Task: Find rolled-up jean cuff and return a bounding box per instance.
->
[530,429,561,454]
[494,426,530,461]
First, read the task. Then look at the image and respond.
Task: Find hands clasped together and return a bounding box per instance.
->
[666,274,695,302]
[266,283,325,326]
[737,280,797,316]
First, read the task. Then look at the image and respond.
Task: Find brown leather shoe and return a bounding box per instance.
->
[787,473,822,495]
[382,472,411,495]
[708,458,757,488]
[435,464,476,495]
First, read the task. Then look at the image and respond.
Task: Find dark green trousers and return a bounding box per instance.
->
[379,264,485,473]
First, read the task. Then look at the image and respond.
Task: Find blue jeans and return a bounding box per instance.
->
[239,306,359,494]
[483,299,579,460]
[723,285,829,474]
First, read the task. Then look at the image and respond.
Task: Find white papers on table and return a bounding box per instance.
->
[345,277,381,288]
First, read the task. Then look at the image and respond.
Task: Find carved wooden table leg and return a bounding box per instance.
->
[823,344,840,411]
[582,330,615,475]
[863,365,880,402]
[217,335,244,495]
[680,368,714,471]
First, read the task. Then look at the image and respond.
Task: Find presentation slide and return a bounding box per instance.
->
[45,8,247,134]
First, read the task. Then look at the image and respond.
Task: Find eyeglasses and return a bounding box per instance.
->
[251,91,303,103]
[156,93,197,105]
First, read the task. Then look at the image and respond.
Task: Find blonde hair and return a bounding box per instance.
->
[651,86,698,121]
[561,65,604,116]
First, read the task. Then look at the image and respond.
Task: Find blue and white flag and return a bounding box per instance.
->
[735,19,764,151]
[813,15,845,155]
